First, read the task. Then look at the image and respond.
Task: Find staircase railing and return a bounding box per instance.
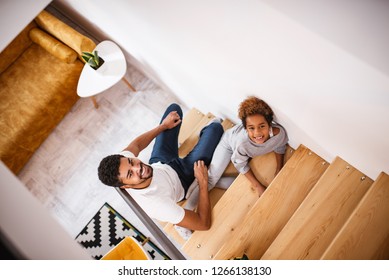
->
[116,188,186,260]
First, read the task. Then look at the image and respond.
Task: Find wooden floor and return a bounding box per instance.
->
[17,56,188,247]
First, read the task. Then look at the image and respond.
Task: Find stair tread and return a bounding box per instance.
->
[321,172,389,260]
[178,108,205,146]
[182,173,258,259]
[163,187,226,246]
[214,145,328,260]
[178,112,215,158]
[262,156,373,260]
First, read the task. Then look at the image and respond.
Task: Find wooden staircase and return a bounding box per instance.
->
[163,108,389,260]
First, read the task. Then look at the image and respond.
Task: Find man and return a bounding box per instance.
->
[98,103,223,231]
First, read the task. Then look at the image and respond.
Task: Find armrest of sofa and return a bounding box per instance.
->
[29,28,78,64]
[34,10,96,58]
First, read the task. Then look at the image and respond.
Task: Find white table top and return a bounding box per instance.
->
[77,40,127,98]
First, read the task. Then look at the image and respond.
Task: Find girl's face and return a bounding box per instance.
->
[245,114,270,144]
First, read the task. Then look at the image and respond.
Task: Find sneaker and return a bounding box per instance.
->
[204,117,222,128]
[174,225,193,240]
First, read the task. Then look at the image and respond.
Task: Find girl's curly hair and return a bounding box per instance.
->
[238,96,274,128]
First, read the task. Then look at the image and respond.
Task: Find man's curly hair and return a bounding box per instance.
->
[98,154,124,187]
[238,96,274,128]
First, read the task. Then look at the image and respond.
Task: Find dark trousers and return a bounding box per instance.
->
[149,103,224,194]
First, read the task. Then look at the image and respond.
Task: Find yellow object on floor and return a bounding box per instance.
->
[101,236,150,260]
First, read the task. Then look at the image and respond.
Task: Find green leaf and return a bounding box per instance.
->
[81,55,90,62]
[88,59,98,68]
[82,51,92,57]
[93,56,99,66]
[82,51,95,63]
[82,50,102,68]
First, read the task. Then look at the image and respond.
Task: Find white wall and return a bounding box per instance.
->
[0,0,51,52]
[0,0,92,259]
[54,0,389,180]
[0,162,91,259]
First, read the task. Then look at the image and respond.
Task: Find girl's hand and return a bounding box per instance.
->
[244,169,266,197]
[252,181,266,197]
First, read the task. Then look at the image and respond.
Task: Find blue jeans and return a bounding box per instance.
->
[149,103,224,194]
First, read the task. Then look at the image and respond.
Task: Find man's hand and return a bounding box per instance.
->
[176,160,211,231]
[194,160,208,189]
[123,111,181,156]
[161,111,181,130]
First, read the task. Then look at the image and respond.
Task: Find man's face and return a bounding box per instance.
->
[118,157,153,188]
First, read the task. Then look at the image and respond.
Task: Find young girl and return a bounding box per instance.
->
[186,96,288,204]
[211,96,288,194]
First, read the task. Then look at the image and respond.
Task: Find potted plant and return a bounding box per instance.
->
[82,50,105,70]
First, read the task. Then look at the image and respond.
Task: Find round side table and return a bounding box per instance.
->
[77,40,136,108]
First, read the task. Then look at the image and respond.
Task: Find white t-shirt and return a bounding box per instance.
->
[119,151,185,224]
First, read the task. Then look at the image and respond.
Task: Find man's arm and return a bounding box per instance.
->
[176,161,212,231]
[123,111,181,157]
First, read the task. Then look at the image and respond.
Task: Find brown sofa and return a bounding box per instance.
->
[0,10,96,174]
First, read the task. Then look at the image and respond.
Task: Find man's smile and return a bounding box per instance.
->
[140,163,152,179]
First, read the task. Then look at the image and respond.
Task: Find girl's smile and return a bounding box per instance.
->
[245,114,271,144]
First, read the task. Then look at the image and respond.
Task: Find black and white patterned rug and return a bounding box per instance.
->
[75,202,170,260]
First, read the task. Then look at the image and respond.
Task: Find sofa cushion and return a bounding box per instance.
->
[29,28,78,64]
[35,10,96,57]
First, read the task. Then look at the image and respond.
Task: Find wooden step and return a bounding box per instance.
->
[182,173,258,259]
[219,118,238,177]
[220,118,235,131]
[221,146,291,187]
[283,144,295,165]
[321,172,389,260]
[178,108,205,146]
[249,151,280,187]
[262,156,373,260]
[179,112,215,158]
[225,144,295,184]
[162,187,226,246]
[213,145,328,260]
[222,162,239,177]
